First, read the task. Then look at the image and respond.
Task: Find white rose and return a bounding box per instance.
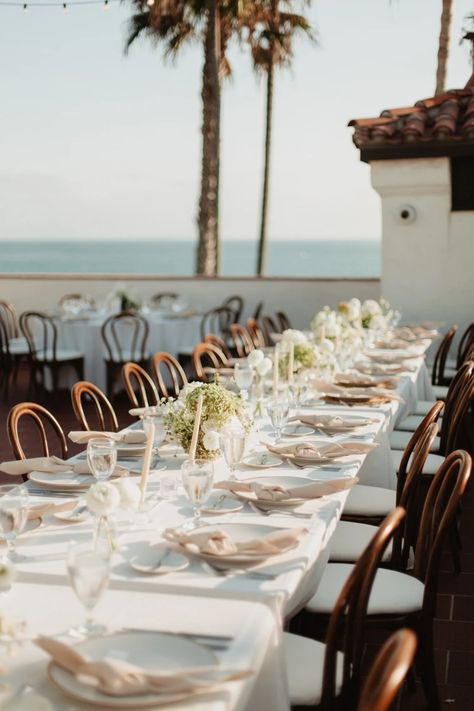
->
[247,350,264,368]
[114,478,140,509]
[325,322,341,338]
[86,482,120,516]
[0,561,16,589]
[362,299,382,318]
[203,430,220,451]
[256,357,272,376]
[370,314,388,332]
[320,338,335,353]
[281,329,307,344]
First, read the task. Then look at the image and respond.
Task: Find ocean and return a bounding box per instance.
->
[0,239,380,277]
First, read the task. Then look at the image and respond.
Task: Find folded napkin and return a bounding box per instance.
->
[265,441,376,464]
[35,637,249,697]
[28,500,77,519]
[355,362,417,375]
[335,373,397,390]
[68,430,147,445]
[215,477,357,501]
[289,414,373,430]
[0,456,127,478]
[321,393,395,406]
[164,526,307,557]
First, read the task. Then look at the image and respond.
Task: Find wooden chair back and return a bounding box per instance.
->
[246,318,266,348]
[230,324,254,358]
[7,402,68,464]
[200,307,234,343]
[122,362,159,408]
[193,342,229,382]
[432,326,457,385]
[222,295,244,324]
[276,311,291,331]
[444,367,474,454]
[357,629,417,711]
[321,507,406,710]
[413,450,471,618]
[19,311,58,360]
[456,322,474,368]
[253,301,264,320]
[151,352,188,399]
[0,301,20,339]
[439,361,474,454]
[101,312,149,363]
[204,334,232,360]
[261,315,281,346]
[71,381,118,432]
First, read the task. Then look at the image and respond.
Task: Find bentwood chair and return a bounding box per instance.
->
[151,352,188,399]
[149,292,179,308]
[253,301,264,321]
[0,301,30,398]
[284,508,406,709]
[19,311,84,396]
[204,333,233,360]
[200,307,234,344]
[303,450,472,711]
[431,326,457,387]
[101,312,149,397]
[222,295,244,324]
[261,315,281,346]
[193,342,230,382]
[7,402,68,472]
[443,321,474,381]
[277,311,292,331]
[357,629,417,711]
[122,362,159,409]
[71,381,119,432]
[230,324,255,358]
[246,318,266,348]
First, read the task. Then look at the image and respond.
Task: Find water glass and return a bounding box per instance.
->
[234,362,254,398]
[181,459,214,529]
[67,542,110,637]
[267,399,290,443]
[87,437,117,482]
[0,484,29,561]
[219,429,246,480]
[142,410,167,471]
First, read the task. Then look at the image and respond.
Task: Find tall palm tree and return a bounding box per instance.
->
[125,0,234,275]
[242,0,314,275]
[435,0,453,95]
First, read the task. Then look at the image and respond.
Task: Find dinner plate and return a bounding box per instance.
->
[281,424,315,437]
[28,471,94,491]
[116,443,147,457]
[129,545,189,575]
[48,630,216,708]
[201,492,243,514]
[241,453,282,468]
[235,475,310,507]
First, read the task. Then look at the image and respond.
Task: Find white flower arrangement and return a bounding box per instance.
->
[247,350,264,368]
[86,482,120,516]
[114,478,141,510]
[280,329,308,345]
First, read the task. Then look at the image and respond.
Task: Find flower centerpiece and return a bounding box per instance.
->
[108,282,142,312]
[164,382,250,460]
[247,350,272,414]
[86,482,121,552]
[277,330,316,377]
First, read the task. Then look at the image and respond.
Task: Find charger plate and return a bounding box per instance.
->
[28,471,94,492]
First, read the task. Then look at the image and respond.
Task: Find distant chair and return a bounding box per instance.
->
[253,301,264,321]
[222,295,244,324]
[0,301,31,398]
[204,333,233,360]
[246,318,266,348]
[261,315,281,345]
[19,311,84,396]
[230,324,255,358]
[151,352,188,399]
[122,362,159,409]
[149,292,179,309]
[71,381,119,432]
[193,342,230,382]
[431,326,457,386]
[276,311,292,331]
[7,402,68,469]
[101,311,149,397]
[200,306,234,343]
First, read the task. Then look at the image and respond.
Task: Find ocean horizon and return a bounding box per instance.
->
[0,239,381,278]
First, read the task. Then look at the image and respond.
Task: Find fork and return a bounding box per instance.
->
[202,561,278,580]
[248,501,313,519]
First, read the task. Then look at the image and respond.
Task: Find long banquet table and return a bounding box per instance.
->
[1,352,435,709]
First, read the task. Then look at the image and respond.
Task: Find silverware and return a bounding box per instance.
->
[212,494,227,510]
[203,561,278,580]
[248,501,312,519]
[124,628,232,650]
[28,489,81,498]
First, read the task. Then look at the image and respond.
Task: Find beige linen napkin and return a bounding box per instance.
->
[28,500,77,519]
[289,414,373,430]
[215,477,358,501]
[355,362,417,375]
[35,637,250,697]
[0,456,127,478]
[68,431,147,445]
[265,441,376,464]
[335,373,397,390]
[164,526,307,557]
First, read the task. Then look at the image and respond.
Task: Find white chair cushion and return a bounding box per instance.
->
[329,520,391,563]
[36,349,83,362]
[283,631,343,706]
[433,385,449,399]
[395,414,424,432]
[391,449,445,476]
[413,400,436,416]
[342,485,396,517]
[3,337,29,355]
[305,563,424,615]
[389,429,440,453]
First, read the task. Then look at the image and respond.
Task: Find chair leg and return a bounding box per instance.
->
[416,620,441,711]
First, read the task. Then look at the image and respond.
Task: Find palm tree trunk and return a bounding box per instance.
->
[435,0,453,95]
[196,0,221,276]
[257,56,274,276]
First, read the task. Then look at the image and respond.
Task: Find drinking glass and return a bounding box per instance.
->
[234,362,254,399]
[141,410,167,472]
[267,399,290,443]
[0,485,29,561]
[87,437,117,482]
[181,459,214,529]
[67,542,110,637]
[220,429,246,480]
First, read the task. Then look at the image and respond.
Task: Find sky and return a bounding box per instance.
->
[0,0,473,242]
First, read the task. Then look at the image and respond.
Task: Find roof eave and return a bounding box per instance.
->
[357,141,474,163]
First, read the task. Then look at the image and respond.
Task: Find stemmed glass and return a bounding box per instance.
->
[267,399,290,443]
[142,410,167,472]
[0,485,29,561]
[67,542,110,638]
[87,437,117,482]
[220,428,246,480]
[181,459,214,529]
[234,362,254,399]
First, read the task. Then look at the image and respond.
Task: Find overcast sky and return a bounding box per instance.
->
[0,0,473,242]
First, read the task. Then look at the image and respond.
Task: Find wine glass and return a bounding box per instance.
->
[234,362,254,399]
[67,542,110,638]
[267,399,290,443]
[0,485,29,561]
[220,428,246,480]
[87,437,117,482]
[181,459,214,529]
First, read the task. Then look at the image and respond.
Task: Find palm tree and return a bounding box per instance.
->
[125,0,234,275]
[242,0,314,275]
[435,0,453,95]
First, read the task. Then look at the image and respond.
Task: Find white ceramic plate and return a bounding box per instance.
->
[201,492,243,514]
[241,453,282,468]
[129,544,189,575]
[53,508,90,524]
[235,475,310,507]
[28,471,94,491]
[48,630,216,708]
[281,424,315,437]
[116,443,147,457]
